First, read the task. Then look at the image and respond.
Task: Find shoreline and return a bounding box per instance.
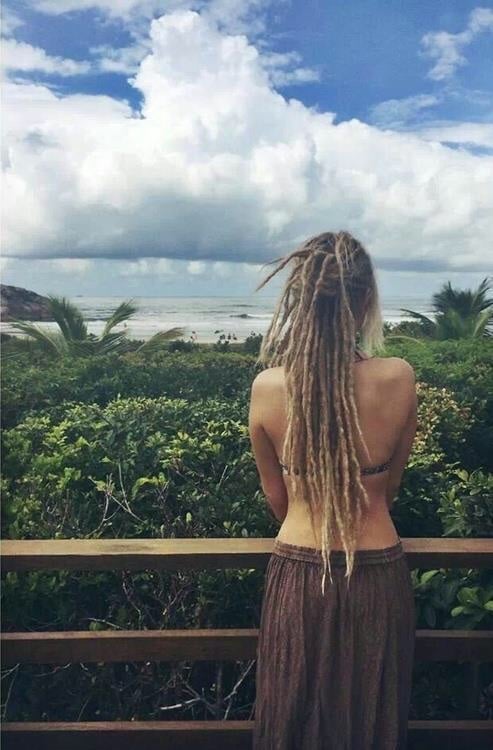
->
[0,316,415,346]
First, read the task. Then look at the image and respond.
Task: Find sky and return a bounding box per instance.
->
[1,0,492,298]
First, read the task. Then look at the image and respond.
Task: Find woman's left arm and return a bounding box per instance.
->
[248,373,289,523]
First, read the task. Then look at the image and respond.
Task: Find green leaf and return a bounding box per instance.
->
[89,621,105,631]
[457,587,481,607]
[421,570,439,585]
[451,606,465,617]
[130,476,154,499]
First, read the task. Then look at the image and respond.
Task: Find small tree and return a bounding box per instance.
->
[9,296,185,358]
[397,278,493,340]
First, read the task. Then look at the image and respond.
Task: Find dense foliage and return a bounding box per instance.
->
[0,348,259,430]
[1,337,492,722]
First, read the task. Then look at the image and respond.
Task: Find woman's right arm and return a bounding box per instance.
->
[385,361,418,510]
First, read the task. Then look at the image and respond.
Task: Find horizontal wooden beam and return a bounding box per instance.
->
[0,629,258,664]
[408,720,493,749]
[2,720,492,750]
[2,537,493,572]
[415,629,493,661]
[2,629,492,666]
[1,721,251,750]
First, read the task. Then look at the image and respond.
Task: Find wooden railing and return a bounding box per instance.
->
[1,537,493,750]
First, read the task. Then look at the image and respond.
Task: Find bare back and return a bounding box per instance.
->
[259,355,417,550]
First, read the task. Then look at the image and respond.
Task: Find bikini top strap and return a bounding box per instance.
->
[279,459,391,476]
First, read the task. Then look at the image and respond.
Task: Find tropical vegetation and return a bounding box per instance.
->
[1,283,493,723]
[6,295,186,359]
[397,277,493,340]
[1,339,493,720]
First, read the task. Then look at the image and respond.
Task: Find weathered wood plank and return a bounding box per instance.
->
[2,537,493,571]
[408,720,493,749]
[2,720,492,750]
[0,628,258,664]
[2,629,492,665]
[1,721,252,750]
[414,630,493,661]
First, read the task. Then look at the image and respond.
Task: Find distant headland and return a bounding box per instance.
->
[0,284,55,322]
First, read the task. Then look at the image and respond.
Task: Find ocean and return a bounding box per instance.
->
[1,295,432,344]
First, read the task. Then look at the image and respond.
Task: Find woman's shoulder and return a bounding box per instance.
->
[250,366,282,397]
[251,365,282,385]
[357,357,416,388]
[374,356,415,379]
[253,358,415,383]
[366,357,416,400]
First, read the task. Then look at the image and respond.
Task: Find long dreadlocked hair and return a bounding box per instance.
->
[254,231,384,595]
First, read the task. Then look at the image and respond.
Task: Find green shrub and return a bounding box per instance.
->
[384,339,493,470]
[1,396,273,542]
[390,382,475,537]
[438,469,493,537]
[1,338,492,722]
[242,331,263,355]
[411,568,493,629]
[1,350,261,430]
[166,338,197,353]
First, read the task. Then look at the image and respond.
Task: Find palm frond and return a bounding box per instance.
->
[46,295,88,341]
[95,331,130,355]
[472,307,493,338]
[470,277,493,314]
[101,299,139,338]
[432,277,493,317]
[399,309,436,335]
[134,327,187,355]
[435,309,470,340]
[432,281,463,315]
[66,332,128,357]
[7,320,68,356]
[383,333,426,345]
[66,339,99,357]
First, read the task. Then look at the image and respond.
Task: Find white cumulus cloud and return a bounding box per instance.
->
[421,6,493,81]
[1,7,25,35]
[2,8,493,274]
[368,94,440,129]
[25,0,278,34]
[414,122,493,150]
[1,38,91,76]
[24,0,165,18]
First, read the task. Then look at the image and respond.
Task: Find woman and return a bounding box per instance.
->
[248,231,417,750]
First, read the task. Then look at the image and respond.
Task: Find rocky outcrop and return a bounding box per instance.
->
[0,284,55,321]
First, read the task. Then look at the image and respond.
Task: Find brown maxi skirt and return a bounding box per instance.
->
[253,537,416,750]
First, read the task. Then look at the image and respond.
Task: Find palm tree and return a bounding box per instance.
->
[8,296,186,358]
[397,277,493,340]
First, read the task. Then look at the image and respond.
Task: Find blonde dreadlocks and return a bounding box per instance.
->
[254,231,384,594]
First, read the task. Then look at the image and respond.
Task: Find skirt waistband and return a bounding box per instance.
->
[272,537,405,566]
